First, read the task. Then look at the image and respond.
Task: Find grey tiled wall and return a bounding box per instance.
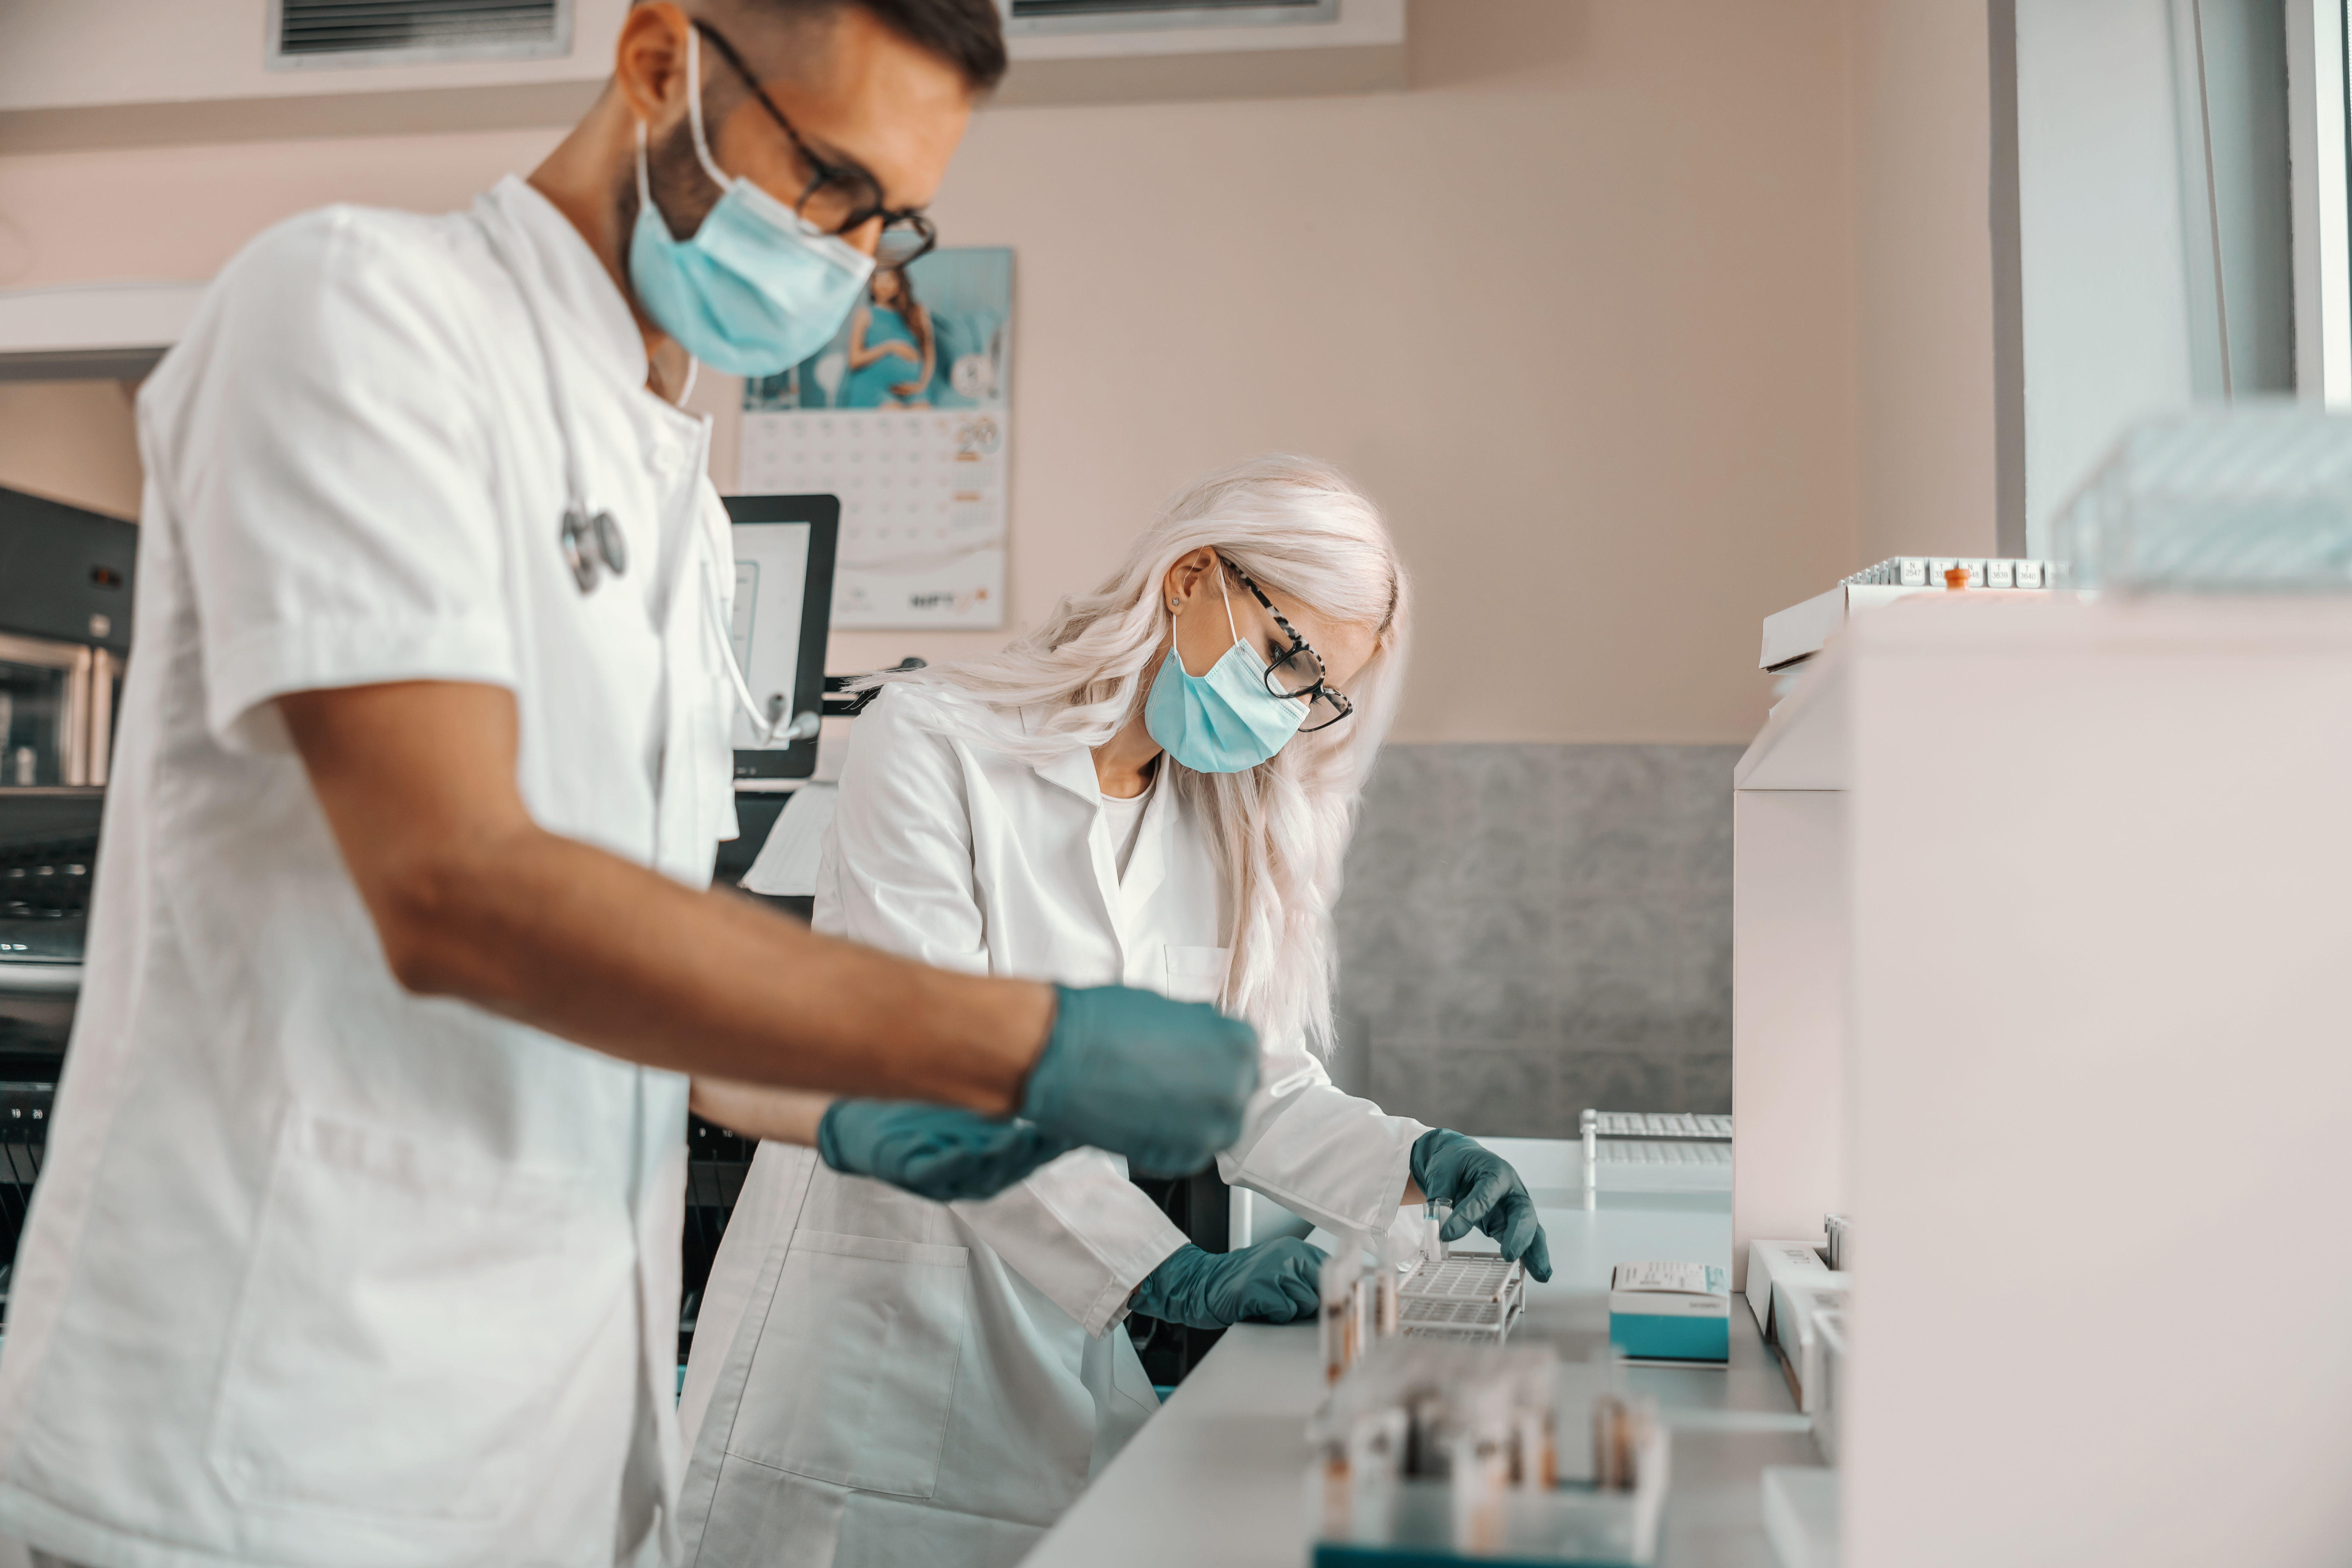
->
[1329,744,1740,1140]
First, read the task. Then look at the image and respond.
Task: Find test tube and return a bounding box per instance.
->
[1592,1392,1634,1492]
[1423,1200,1452,1265]
[1317,1436,1351,1540]
[1320,1248,1361,1384]
[1512,1354,1558,1492]
[1373,1230,1403,1341]
[1514,1407,1550,1494]
[1345,1408,1406,1545]
[1449,1384,1513,1553]
[1591,1389,1657,1493]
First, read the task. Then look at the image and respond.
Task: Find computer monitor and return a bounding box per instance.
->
[724,494,839,782]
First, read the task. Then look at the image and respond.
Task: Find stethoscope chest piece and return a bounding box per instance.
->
[560,502,629,595]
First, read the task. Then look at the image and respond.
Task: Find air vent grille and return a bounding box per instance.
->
[1013,0,1322,13]
[1012,0,1323,14]
[273,0,568,65]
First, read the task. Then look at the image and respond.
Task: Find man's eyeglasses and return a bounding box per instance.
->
[693,21,939,268]
[1228,565,1355,734]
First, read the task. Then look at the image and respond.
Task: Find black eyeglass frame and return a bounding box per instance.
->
[1227,564,1356,733]
[691,20,940,266]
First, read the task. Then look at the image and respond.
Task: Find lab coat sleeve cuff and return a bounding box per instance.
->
[1224,1099,1431,1240]
[952,1151,1190,1338]
[1092,1230,1189,1336]
[1374,1132,1420,1232]
[205,612,519,755]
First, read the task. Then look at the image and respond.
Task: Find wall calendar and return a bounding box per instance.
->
[737,246,1011,630]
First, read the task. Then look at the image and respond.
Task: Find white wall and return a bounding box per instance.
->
[1848,0,2002,566]
[0,2,1878,745]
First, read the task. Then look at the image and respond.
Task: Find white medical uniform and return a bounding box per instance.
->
[0,177,736,1568]
[674,685,1427,1568]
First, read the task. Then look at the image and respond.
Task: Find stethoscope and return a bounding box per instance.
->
[482,212,817,750]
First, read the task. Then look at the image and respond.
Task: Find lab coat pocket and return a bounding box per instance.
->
[1162,944,1232,1006]
[206,1108,619,1528]
[725,1230,970,1500]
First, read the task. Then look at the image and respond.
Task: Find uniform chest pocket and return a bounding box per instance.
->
[723,1230,971,1499]
[1162,944,1231,1006]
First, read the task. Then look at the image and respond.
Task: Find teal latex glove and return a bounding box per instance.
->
[1018,984,1259,1176]
[1131,1238,1328,1330]
[817,1101,1076,1202]
[1411,1129,1554,1282]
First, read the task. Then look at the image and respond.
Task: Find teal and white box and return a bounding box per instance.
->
[1609,1262,1731,1363]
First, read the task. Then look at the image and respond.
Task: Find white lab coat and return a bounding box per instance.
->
[0,178,736,1568]
[675,685,1426,1568]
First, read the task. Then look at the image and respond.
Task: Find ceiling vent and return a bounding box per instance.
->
[266,0,574,70]
[1006,0,1336,37]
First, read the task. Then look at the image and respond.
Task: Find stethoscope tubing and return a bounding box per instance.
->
[478,205,798,749]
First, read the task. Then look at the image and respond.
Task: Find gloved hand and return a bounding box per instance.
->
[817,1101,1076,1202]
[1130,1238,1328,1330]
[1018,984,1259,1177]
[1412,1129,1554,1282]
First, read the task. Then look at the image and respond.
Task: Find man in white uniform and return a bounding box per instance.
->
[0,5,1257,1566]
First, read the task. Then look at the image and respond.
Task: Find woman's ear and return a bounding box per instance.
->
[1162,547,1219,614]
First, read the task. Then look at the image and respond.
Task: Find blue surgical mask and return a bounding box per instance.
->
[1144,573,1309,773]
[627,29,875,377]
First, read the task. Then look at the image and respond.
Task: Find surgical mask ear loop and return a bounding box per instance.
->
[680,26,832,240]
[632,118,706,411]
[683,27,734,190]
[632,122,706,411]
[1166,565,1245,668]
[633,119,662,236]
[1216,565,1243,649]
[633,28,733,248]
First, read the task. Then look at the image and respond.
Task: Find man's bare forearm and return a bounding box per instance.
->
[279,681,1052,1113]
[388,825,1050,1111]
[690,1077,833,1144]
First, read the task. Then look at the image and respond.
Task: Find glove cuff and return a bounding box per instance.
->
[815,1100,848,1173]
[1017,983,1087,1130]
[1408,1127,1447,1194]
[1130,1242,1207,1327]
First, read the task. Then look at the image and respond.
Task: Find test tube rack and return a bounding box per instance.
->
[1580,1110,1731,1199]
[1397,1254,1526,1345]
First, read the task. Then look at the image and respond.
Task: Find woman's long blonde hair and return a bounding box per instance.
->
[873,454,1408,1052]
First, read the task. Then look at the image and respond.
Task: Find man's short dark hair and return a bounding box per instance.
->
[754,0,1008,93]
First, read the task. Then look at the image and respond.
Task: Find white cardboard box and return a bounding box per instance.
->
[1607,1261,1731,1363]
[1759,584,1935,670]
[1744,1239,1831,1338]
[1771,1277,1849,1413]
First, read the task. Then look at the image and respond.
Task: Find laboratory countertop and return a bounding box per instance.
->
[1020,1178,1814,1568]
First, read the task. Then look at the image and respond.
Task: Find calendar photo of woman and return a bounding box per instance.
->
[744,246,1010,414]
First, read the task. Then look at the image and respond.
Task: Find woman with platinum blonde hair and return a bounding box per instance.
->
[678,455,1552,1568]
